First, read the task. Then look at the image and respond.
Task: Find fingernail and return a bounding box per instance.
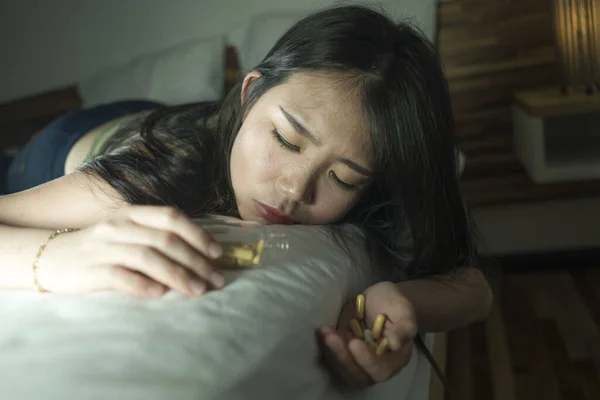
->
[208,242,223,258]
[189,280,206,295]
[148,286,163,298]
[210,271,225,288]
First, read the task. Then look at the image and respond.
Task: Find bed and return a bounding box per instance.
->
[0,220,438,400]
[0,2,445,399]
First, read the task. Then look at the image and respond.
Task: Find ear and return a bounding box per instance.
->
[240,70,262,104]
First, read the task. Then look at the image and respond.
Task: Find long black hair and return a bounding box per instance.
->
[80,4,479,280]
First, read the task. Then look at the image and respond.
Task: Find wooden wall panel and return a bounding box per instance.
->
[438,0,600,207]
[0,87,82,151]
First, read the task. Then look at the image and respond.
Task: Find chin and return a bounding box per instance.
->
[236,205,262,224]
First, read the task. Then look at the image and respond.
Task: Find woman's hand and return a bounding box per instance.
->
[37,205,225,297]
[317,281,418,389]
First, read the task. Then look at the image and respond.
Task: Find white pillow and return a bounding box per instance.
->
[0,220,433,400]
[228,11,306,72]
[78,34,226,107]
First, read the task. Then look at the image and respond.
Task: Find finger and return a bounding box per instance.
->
[324,333,372,389]
[316,328,345,370]
[103,266,168,298]
[319,325,357,351]
[316,327,343,368]
[328,317,356,343]
[336,301,359,332]
[320,330,361,384]
[95,219,225,289]
[316,325,340,361]
[318,325,337,337]
[350,338,413,383]
[124,206,223,259]
[382,321,416,351]
[322,331,373,389]
[106,244,207,296]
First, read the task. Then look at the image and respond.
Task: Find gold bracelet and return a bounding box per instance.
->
[33,228,78,293]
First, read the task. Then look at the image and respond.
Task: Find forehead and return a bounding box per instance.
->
[264,72,373,161]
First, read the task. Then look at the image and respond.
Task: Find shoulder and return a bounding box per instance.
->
[65,114,136,175]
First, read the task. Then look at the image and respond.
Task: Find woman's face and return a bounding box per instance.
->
[230,71,374,225]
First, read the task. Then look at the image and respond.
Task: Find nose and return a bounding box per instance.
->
[276,167,315,205]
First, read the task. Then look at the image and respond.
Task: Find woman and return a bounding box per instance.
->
[0,5,492,389]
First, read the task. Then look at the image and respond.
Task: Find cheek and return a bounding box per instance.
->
[231,127,278,185]
[309,187,361,223]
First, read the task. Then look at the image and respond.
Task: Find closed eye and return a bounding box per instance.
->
[329,171,357,191]
[271,128,300,153]
[272,128,358,192]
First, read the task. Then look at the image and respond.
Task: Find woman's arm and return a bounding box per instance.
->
[0,172,225,294]
[0,224,55,289]
[0,172,123,289]
[0,171,124,289]
[395,266,493,332]
[0,171,125,229]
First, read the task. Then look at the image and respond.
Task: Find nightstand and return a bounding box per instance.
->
[512,87,600,184]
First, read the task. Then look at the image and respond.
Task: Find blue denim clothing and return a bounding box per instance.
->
[3,100,162,194]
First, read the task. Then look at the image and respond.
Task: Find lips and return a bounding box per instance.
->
[255,202,294,225]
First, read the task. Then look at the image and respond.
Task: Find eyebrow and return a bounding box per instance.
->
[279,106,373,178]
[279,106,320,145]
[338,159,373,178]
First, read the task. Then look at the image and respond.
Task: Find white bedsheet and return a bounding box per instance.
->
[0,222,432,400]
